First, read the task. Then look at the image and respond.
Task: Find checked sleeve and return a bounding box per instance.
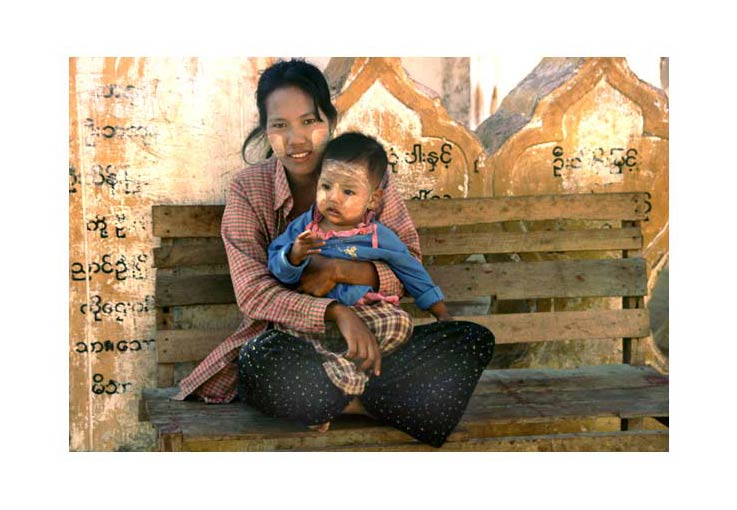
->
[221,179,334,334]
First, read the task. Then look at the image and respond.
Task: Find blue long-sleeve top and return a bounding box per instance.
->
[267,206,444,310]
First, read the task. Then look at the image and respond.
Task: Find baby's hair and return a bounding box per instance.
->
[321,132,387,188]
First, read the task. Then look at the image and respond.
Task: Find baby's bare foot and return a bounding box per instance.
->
[308,421,330,433]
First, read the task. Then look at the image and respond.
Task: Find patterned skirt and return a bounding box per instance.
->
[238,318,495,448]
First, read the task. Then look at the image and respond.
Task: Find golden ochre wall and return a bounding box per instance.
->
[68,57,668,451]
[69,57,273,451]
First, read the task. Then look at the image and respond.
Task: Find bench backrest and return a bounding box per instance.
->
[152,192,651,387]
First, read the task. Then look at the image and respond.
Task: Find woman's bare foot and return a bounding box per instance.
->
[308,421,330,433]
[342,398,374,418]
[308,399,372,432]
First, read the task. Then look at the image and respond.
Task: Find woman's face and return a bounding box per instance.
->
[265,86,332,177]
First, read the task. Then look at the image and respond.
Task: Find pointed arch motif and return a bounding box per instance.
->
[328,57,490,199]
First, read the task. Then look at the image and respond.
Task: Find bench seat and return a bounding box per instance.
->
[142,192,668,451]
[141,364,668,451]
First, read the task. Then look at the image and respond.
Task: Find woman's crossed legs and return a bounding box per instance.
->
[237,321,494,448]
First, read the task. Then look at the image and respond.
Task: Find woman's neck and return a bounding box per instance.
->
[286,170,318,192]
[286,171,318,217]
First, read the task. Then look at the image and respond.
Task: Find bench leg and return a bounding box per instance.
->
[158,428,183,451]
[159,433,183,452]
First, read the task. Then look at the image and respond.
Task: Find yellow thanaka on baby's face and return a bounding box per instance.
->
[316,160,381,231]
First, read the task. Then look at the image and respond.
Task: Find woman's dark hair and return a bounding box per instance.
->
[321,132,388,188]
[241,59,337,164]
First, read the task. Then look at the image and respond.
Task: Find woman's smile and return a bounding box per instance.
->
[288,150,312,162]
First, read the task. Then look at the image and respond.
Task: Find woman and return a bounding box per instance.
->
[173,59,494,448]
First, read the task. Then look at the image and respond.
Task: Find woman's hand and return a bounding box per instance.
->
[299,255,380,297]
[298,254,339,296]
[326,303,382,376]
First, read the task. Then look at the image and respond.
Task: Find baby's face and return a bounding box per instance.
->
[316,160,379,230]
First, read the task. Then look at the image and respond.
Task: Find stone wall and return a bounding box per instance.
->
[68,57,668,451]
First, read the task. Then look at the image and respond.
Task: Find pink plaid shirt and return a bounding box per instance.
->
[173,157,421,403]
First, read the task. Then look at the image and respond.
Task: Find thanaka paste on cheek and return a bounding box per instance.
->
[311,125,330,153]
[267,133,286,158]
[316,187,328,205]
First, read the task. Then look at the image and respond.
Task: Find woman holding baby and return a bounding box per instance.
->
[173,59,494,448]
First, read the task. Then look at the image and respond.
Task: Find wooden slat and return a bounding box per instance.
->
[473,364,667,393]
[152,227,643,267]
[153,205,224,237]
[462,386,668,423]
[299,430,668,452]
[179,428,667,452]
[154,242,228,268]
[158,329,235,363]
[407,193,650,228]
[463,384,667,412]
[156,274,235,306]
[414,309,651,344]
[427,258,647,301]
[155,258,647,307]
[152,193,650,238]
[420,227,643,256]
[161,303,243,331]
[158,309,651,363]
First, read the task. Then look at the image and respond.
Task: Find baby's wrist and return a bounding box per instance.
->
[288,247,305,266]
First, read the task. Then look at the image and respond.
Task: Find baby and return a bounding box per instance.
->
[269,132,451,319]
[267,132,451,429]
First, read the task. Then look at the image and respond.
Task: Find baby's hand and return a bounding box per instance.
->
[289,229,325,266]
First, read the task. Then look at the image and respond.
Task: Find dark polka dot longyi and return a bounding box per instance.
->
[237,321,494,447]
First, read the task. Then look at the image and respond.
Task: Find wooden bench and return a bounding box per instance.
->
[140,192,668,451]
